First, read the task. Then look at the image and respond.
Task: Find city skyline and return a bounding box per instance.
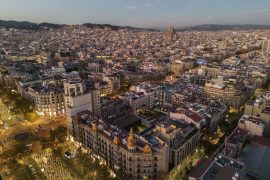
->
[1,1,270,180]
[1,0,270,28]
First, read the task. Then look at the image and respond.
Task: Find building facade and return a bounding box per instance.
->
[238,115,265,137]
[244,98,270,134]
[152,120,200,167]
[203,78,255,109]
[28,85,65,116]
[71,110,169,179]
[64,78,100,132]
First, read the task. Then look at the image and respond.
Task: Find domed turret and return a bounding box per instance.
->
[143,144,152,154]
[113,136,121,146]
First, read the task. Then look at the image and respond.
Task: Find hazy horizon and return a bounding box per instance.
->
[1,0,270,28]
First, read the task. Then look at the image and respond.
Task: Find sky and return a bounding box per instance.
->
[1,0,270,28]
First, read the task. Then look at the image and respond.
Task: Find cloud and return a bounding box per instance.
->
[224,8,270,17]
[125,5,139,11]
[146,0,160,8]
[253,9,270,14]
[187,0,202,6]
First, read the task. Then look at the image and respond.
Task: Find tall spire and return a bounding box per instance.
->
[92,123,98,133]
[127,128,136,148]
[168,25,176,42]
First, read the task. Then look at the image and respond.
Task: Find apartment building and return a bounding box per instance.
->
[170,109,206,130]
[203,78,255,109]
[238,115,265,137]
[71,110,169,179]
[119,92,148,113]
[152,120,200,167]
[69,109,201,179]
[64,78,100,132]
[244,94,270,133]
[28,85,65,116]
[131,83,164,109]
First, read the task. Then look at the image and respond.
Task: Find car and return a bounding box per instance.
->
[64,151,74,159]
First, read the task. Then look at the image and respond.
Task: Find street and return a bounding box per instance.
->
[0,115,67,148]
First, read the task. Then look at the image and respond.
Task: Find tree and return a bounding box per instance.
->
[154,172,168,180]
[7,160,36,180]
[52,146,63,157]
[15,97,34,115]
[7,91,20,100]
[75,149,113,179]
[49,126,67,143]
[16,165,36,180]
[1,144,35,180]
[2,143,31,159]
[41,137,53,149]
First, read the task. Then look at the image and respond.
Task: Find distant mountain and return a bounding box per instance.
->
[177,24,270,31]
[0,20,66,30]
[0,20,36,29]
[1,20,270,32]
[38,22,66,29]
[83,23,158,31]
[0,19,158,31]
[83,23,270,32]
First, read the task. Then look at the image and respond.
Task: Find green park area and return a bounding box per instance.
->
[0,125,119,180]
[0,83,37,127]
[0,83,121,179]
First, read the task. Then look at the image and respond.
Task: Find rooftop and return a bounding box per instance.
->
[190,155,244,180]
[227,127,247,145]
[29,84,63,94]
[239,115,265,128]
[75,110,168,152]
[238,144,270,179]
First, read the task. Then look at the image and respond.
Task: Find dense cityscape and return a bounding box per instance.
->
[1,1,270,180]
